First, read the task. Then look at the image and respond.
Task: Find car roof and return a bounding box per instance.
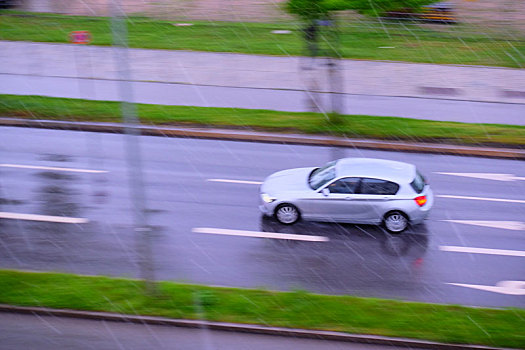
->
[335,158,416,184]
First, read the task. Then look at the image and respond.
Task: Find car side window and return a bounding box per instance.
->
[328,177,360,194]
[360,178,399,195]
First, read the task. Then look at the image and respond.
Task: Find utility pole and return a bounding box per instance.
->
[322,16,343,121]
[302,20,322,113]
[111,0,155,294]
[319,16,345,161]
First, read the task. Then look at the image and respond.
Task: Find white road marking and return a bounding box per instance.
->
[0,164,107,174]
[435,172,525,182]
[0,212,88,224]
[447,281,525,295]
[442,220,525,231]
[192,227,328,242]
[207,179,262,185]
[439,245,525,257]
[437,194,525,204]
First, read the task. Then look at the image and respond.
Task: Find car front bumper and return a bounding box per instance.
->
[259,204,271,216]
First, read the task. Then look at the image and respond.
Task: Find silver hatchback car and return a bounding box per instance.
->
[259,158,433,233]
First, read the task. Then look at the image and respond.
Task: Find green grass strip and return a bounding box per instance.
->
[0,11,524,67]
[1,94,524,146]
[0,269,524,348]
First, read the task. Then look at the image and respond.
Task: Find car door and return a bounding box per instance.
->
[357,178,400,223]
[310,177,365,222]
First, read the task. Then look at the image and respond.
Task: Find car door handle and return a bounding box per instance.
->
[345,197,353,200]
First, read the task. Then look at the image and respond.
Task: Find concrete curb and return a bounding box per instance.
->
[0,304,508,350]
[1,117,524,160]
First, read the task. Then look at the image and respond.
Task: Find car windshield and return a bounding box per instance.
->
[309,161,337,190]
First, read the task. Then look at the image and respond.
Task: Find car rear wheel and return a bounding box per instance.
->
[384,211,408,233]
[275,204,300,225]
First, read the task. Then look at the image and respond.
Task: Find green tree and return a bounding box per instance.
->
[287,0,437,19]
[286,0,436,123]
[287,0,437,56]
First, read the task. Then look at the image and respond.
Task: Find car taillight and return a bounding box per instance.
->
[414,196,427,207]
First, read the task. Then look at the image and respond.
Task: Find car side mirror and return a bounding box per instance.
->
[321,188,330,196]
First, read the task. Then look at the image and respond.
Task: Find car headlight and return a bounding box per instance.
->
[261,193,276,203]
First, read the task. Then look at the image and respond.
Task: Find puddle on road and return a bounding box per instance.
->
[40,154,72,163]
[36,171,75,181]
[0,198,25,205]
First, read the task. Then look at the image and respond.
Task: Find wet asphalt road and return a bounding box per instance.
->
[0,312,424,350]
[0,126,524,308]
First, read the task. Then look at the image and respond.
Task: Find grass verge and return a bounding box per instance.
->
[0,11,524,67]
[0,94,524,147]
[1,269,524,348]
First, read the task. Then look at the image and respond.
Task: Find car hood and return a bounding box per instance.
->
[261,167,315,195]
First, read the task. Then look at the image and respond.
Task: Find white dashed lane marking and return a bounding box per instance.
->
[439,246,525,257]
[435,172,525,182]
[192,227,329,242]
[447,281,525,295]
[442,220,525,231]
[193,228,524,254]
[207,179,262,185]
[437,194,525,204]
[0,212,89,224]
[0,164,107,174]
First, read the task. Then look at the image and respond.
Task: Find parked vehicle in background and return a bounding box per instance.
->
[259,158,433,233]
[421,2,457,24]
[383,2,457,24]
[0,0,18,9]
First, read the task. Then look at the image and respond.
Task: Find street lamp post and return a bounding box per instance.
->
[111,0,155,294]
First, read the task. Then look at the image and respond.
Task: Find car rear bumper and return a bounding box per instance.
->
[410,209,431,225]
[410,187,433,224]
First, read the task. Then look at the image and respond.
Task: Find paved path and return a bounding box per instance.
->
[1,41,524,125]
[1,312,420,350]
[2,41,524,104]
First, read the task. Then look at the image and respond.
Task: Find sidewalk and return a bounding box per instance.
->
[1,40,524,104]
[0,305,508,350]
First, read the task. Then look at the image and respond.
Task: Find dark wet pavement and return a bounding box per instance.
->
[0,126,524,308]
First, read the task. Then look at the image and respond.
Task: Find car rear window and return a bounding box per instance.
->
[410,171,426,194]
[360,178,399,195]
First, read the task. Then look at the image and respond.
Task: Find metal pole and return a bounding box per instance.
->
[111,0,155,294]
[302,21,323,113]
[327,17,343,118]
[324,16,344,161]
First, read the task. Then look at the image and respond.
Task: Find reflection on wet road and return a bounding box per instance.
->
[258,217,430,295]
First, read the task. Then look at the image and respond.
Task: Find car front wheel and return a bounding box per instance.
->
[384,211,408,233]
[275,204,300,225]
